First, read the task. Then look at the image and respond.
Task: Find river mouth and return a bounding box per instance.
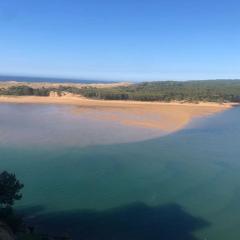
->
[1,104,239,240]
[0,103,165,148]
[0,102,226,148]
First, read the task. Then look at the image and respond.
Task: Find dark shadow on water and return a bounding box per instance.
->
[17,205,46,216]
[20,202,210,240]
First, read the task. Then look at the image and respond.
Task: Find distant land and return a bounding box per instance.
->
[1,76,240,103]
[1,75,240,84]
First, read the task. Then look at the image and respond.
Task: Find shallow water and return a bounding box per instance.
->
[0,104,166,147]
[1,104,240,240]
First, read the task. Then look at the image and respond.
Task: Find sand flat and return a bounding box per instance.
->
[0,95,233,134]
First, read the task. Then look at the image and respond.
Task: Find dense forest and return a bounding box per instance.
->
[1,80,240,102]
[0,85,52,96]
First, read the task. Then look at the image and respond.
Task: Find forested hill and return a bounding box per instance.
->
[1,80,240,103]
[75,80,240,102]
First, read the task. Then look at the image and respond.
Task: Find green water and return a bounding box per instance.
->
[1,104,240,239]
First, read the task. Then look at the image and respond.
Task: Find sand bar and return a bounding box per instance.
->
[0,95,235,134]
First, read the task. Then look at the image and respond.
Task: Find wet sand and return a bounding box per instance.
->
[0,95,233,134]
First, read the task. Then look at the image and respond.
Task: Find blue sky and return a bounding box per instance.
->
[0,0,240,81]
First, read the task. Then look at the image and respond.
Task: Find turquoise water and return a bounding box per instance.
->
[1,104,240,239]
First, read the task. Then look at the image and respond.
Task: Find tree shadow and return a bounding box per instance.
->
[21,202,210,240]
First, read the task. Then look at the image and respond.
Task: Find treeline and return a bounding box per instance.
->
[0,85,53,96]
[1,80,240,102]
[70,80,240,103]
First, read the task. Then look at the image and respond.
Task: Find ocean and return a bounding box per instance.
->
[0,75,116,83]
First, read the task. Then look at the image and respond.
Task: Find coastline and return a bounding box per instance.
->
[0,95,235,107]
[0,95,235,134]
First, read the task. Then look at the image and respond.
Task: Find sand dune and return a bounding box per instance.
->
[0,81,130,89]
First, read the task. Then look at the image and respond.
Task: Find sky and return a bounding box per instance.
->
[0,0,240,81]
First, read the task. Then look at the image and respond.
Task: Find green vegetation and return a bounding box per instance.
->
[1,80,240,102]
[0,171,24,207]
[0,86,52,96]
[0,171,24,233]
[76,80,240,102]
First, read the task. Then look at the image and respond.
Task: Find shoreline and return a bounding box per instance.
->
[0,95,235,134]
[0,95,236,108]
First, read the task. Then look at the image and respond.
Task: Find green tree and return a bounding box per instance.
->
[0,171,24,208]
[0,171,24,232]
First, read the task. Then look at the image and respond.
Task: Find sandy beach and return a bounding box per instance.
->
[0,95,234,134]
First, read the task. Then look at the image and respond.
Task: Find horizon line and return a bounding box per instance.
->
[1,73,240,83]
